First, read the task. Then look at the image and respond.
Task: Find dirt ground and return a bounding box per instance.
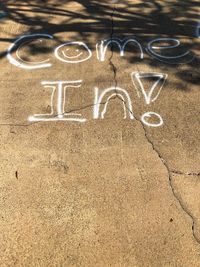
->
[0,1,200,266]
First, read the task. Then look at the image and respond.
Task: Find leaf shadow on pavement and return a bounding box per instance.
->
[0,0,199,88]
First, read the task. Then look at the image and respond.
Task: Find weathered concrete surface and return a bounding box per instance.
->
[0,1,200,266]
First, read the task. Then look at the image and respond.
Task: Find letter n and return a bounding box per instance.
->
[93,87,134,119]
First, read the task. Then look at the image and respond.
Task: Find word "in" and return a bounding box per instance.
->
[29,72,167,128]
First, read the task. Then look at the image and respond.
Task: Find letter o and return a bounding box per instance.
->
[141,112,163,127]
[55,41,92,63]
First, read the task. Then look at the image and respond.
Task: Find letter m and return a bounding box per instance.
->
[96,38,143,62]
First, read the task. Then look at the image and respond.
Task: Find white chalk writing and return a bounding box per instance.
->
[29,80,86,122]
[93,87,134,119]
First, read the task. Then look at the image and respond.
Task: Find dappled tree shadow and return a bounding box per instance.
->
[0,0,199,86]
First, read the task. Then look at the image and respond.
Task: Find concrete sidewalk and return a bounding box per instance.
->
[0,1,200,266]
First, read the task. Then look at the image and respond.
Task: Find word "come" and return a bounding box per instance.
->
[7,34,194,70]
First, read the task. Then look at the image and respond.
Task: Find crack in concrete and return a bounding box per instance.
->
[119,94,200,244]
[171,170,200,177]
[134,114,200,244]
[0,123,39,127]
[108,2,200,245]
[109,3,118,90]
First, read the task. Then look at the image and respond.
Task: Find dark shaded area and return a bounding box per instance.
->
[0,0,199,86]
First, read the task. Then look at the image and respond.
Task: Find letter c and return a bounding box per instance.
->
[7,34,53,70]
